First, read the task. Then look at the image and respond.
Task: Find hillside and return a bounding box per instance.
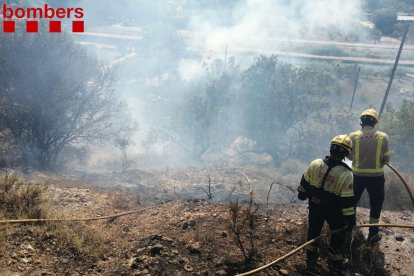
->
[0,169,413,275]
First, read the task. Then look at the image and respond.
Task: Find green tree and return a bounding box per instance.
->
[382,101,414,172]
[240,56,334,164]
[372,9,401,36]
[145,59,238,163]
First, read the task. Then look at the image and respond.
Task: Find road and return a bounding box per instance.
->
[73,27,414,66]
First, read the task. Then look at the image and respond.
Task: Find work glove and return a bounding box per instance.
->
[344,215,356,232]
[298,191,307,201]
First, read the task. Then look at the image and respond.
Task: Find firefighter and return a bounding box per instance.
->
[349,108,390,244]
[298,135,355,274]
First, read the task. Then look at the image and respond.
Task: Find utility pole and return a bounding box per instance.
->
[350,66,361,111]
[379,21,410,118]
[224,45,228,67]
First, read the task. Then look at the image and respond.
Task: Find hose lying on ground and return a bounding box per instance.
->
[0,205,160,224]
[236,223,414,276]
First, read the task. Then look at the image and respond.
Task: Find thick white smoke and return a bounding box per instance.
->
[185,0,364,66]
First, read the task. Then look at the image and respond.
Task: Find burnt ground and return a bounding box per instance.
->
[0,168,413,276]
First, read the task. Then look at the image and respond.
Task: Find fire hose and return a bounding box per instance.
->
[0,164,412,275]
[0,205,160,224]
[236,223,414,276]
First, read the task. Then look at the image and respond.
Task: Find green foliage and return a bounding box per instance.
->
[240,56,333,164]
[177,67,236,161]
[372,9,401,36]
[382,101,414,172]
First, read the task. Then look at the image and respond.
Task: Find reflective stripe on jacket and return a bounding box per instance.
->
[298,159,354,216]
[349,127,390,176]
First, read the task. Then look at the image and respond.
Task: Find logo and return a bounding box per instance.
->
[1,3,84,33]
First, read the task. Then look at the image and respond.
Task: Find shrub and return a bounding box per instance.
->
[357,171,414,211]
[0,172,47,219]
[228,194,260,264]
[280,158,307,175]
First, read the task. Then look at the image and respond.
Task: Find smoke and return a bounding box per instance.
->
[89,0,366,168]
[17,0,368,170]
[185,0,364,65]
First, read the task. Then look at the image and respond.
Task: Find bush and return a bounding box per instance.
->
[0,172,47,219]
[384,172,414,210]
[228,195,260,264]
[280,158,307,175]
[357,171,414,211]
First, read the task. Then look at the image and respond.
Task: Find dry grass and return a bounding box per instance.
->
[0,172,109,267]
[41,221,109,262]
[384,172,414,210]
[0,172,47,219]
[110,192,133,210]
[354,172,414,211]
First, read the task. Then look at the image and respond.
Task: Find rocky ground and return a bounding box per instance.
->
[0,168,413,275]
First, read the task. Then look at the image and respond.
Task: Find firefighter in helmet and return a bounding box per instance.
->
[298,135,355,274]
[349,108,390,244]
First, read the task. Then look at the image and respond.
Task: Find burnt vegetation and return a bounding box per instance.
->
[0,25,133,169]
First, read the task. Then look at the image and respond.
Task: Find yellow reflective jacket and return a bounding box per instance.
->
[349,127,390,176]
[298,159,355,216]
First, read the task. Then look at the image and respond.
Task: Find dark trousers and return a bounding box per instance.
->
[307,200,345,258]
[354,175,385,235]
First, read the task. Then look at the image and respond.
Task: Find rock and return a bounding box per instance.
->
[21,257,32,264]
[184,264,194,272]
[220,231,228,238]
[286,239,294,245]
[395,236,405,242]
[169,259,180,265]
[149,234,163,242]
[19,250,28,257]
[279,268,289,275]
[188,219,197,227]
[129,258,140,269]
[215,269,227,275]
[214,257,225,266]
[206,253,216,260]
[25,244,35,251]
[381,228,392,235]
[149,243,163,256]
[135,247,146,255]
[179,257,189,264]
[187,242,202,254]
[163,237,174,243]
[135,269,149,275]
[181,221,189,230]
